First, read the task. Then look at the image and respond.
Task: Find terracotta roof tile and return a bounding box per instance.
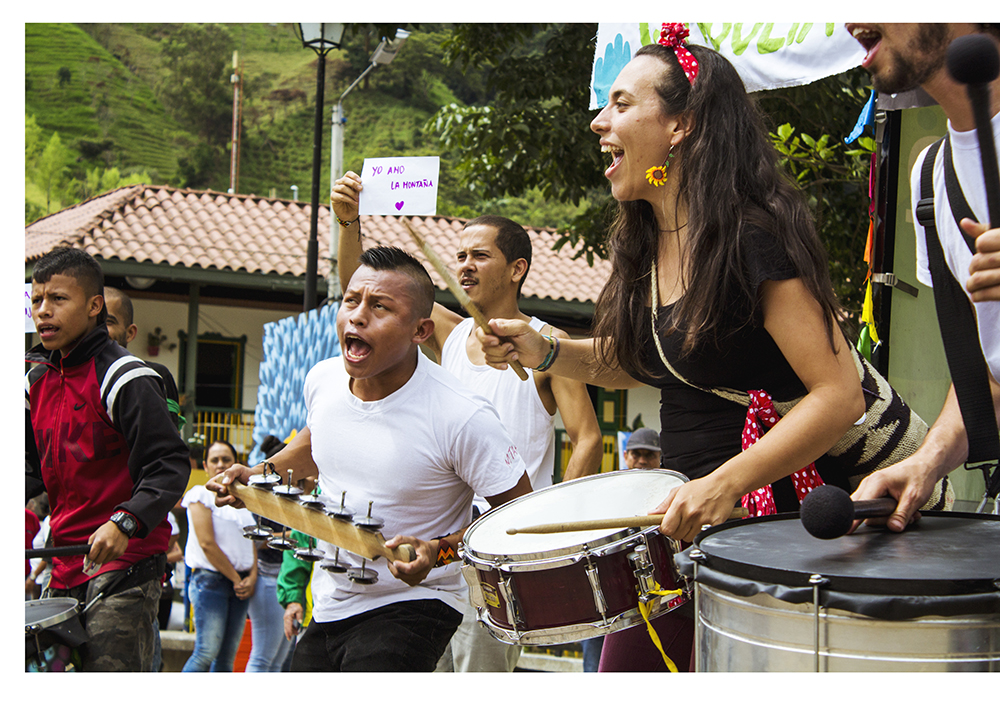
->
[25,184,610,305]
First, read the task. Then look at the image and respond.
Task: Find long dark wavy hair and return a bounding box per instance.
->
[592,42,844,379]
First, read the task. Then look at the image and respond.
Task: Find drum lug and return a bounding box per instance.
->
[809,574,830,673]
[628,544,658,604]
[583,552,609,625]
[498,571,524,637]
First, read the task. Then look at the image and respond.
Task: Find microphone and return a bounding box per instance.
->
[947,33,1000,226]
[799,484,896,540]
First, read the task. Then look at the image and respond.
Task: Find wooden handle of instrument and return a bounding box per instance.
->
[401,217,529,381]
[228,480,416,563]
[506,507,749,535]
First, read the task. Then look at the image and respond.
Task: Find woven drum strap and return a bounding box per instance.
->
[740,390,824,517]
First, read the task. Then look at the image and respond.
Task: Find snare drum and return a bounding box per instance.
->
[26,597,86,672]
[677,512,1000,672]
[461,469,689,646]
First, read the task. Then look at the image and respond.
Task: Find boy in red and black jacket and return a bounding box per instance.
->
[25,247,190,671]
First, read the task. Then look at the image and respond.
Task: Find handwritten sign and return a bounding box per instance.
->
[358,156,440,216]
[25,283,36,333]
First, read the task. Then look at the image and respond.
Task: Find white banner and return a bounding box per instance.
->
[591,22,864,109]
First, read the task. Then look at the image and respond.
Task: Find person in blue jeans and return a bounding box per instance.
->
[181,440,258,671]
[245,521,293,672]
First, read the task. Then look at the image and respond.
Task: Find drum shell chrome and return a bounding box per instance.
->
[461,470,690,646]
[696,583,1000,671]
[680,512,1000,672]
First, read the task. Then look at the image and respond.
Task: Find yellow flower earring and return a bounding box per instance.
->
[645,147,674,187]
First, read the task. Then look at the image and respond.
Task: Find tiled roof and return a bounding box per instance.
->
[24,184,611,305]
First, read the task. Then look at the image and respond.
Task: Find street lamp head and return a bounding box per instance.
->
[370,29,410,65]
[297,23,346,54]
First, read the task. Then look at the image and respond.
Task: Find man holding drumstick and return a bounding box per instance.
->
[846,23,1000,527]
[212,246,530,671]
[333,172,604,672]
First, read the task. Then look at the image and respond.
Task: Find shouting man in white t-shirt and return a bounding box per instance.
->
[212,246,531,672]
[845,23,1000,527]
[333,174,604,672]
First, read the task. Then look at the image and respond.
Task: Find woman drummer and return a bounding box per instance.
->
[477,24,900,671]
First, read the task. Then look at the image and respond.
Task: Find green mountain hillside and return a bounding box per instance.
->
[25,22,542,223]
[25,23,191,183]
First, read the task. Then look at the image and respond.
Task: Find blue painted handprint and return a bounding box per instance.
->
[592,33,632,108]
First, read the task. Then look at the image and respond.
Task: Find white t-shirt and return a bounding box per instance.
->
[182,484,256,573]
[304,352,526,622]
[911,111,1000,381]
[441,316,556,510]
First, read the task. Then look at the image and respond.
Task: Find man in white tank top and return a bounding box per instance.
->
[334,176,604,671]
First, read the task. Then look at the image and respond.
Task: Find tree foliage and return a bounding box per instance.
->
[158,23,235,146]
[430,24,874,308]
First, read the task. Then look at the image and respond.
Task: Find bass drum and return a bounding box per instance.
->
[676,512,1000,672]
[461,469,689,646]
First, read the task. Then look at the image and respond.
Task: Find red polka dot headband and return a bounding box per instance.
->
[658,23,699,85]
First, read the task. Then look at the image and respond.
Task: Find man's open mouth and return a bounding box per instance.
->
[849,25,883,64]
[344,334,372,362]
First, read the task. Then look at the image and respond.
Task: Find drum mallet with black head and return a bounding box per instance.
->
[799,484,897,539]
[947,33,1000,224]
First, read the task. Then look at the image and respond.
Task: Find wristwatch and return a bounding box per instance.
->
[109,510,139,538]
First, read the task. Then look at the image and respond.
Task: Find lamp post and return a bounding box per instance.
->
[296,22,346,312]
[328,29,410,299]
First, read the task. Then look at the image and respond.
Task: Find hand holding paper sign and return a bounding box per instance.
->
[358,157,440,216]
[331,170,362,226]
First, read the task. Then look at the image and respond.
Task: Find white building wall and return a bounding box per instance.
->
[128,298,300,411]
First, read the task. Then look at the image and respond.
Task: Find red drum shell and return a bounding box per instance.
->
[462,469,690,645]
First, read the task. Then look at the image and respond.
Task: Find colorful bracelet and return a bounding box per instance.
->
[434,537,458,567]
[336,215,359,228]
[535,334,560,372]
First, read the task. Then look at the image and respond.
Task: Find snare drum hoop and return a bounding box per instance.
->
[25,598,81,634]
[477,604,663,646]
[462,469,688,569]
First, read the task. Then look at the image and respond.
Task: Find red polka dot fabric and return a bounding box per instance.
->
[739,390,824,517]
[658,23,699,85]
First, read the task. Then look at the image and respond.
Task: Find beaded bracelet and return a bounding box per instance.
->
[336,215,359,228]
[535,334,560,372]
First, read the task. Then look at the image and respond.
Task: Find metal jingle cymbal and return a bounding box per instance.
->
[266,536,297,551]
[299,495,325,511]
[271,484,303,499]
[248,473,281,488]
[293,546,326,562]
[243,525,272,541]
[347,567,378,585]
[327,507,355,521]
[319,558,348,573]
[353,515,385,531]
[327,491,353,521]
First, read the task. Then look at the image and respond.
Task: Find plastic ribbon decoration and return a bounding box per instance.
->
[740,390,825,517]
[636,581,685,673]
[857,151,881,362]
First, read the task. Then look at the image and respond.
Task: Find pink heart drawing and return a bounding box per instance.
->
[395,201,404,211]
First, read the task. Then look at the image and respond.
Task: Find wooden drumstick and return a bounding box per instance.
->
[402,217,530,381]
[506,507,750,535]
[228,480,416,562]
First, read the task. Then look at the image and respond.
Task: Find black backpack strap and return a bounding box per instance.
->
[917,138,1000,503]
[941,138,980,252]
